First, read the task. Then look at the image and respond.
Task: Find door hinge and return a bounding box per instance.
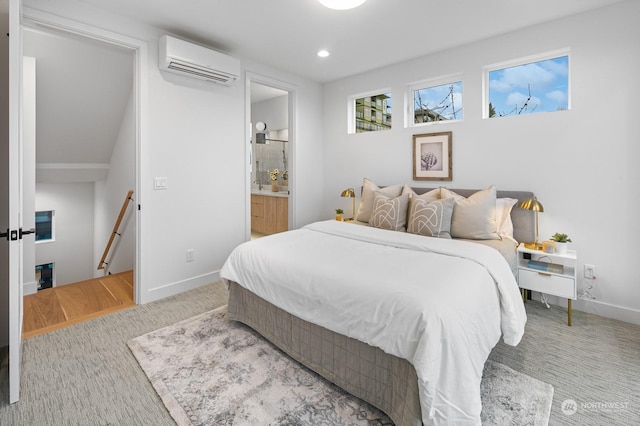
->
[0,229,8,241]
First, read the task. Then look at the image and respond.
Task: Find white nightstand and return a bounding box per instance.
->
[517,243,577,326]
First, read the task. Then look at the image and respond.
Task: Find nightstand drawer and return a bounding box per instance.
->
[519,269,576,299]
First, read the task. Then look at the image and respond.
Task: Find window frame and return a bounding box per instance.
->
[482,48,571,119]
[348,88,392,134]
[407,73,464,128]
[35,210,55,244]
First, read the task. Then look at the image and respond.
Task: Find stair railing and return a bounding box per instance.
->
[98,190,134,273]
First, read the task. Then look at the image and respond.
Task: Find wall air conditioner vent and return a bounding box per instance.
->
[159,35,240,86]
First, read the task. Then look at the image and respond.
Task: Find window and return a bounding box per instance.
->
[35,210,55,243]
[350,91,392,133]
[409,78,463,125]
[485,51,569,118]
[35,263,54,291]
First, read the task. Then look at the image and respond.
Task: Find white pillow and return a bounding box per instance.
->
[402,185,440,202]
[355,178,402,223]
[496,198,518,239]
[441,186,500,240]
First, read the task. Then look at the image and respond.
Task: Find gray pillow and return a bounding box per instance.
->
[407,197,454,238]
[441,186,500,240]
[355,178,402,223]
[369,192,410,232]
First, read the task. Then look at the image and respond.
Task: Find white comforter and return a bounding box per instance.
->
[221,220,527,425]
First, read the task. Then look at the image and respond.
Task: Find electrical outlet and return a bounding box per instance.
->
[584,264,596,279]
[186,249,194,262]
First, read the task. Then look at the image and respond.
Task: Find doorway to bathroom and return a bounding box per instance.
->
[248,80,291,240]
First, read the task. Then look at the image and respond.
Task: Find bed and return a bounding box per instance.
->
[221,184,533,425]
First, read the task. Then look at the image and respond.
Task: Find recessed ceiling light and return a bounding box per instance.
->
[317,50,330,58]
[319,0,367,10]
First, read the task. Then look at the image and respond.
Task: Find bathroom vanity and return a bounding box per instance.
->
[251,190,288,235]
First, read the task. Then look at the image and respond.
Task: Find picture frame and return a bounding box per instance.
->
[412,131,452,181]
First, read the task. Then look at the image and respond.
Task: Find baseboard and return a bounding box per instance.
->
[24,280,38,296]
[141,271,221,304]
[529,292,640,326]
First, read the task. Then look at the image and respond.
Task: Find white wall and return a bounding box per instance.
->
[22,1,325,303]
[94,92,135,277]
[322,1,640,323]
[35,183,95,286]
[22,56,36,294]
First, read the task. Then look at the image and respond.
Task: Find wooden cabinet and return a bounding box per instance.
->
[251,195,288,235]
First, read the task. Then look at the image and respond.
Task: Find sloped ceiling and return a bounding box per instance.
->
[23,27,133,182]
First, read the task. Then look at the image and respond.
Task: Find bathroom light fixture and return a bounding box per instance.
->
[340,188,356,221]
[317,49,330,58]
[319,0,367,10]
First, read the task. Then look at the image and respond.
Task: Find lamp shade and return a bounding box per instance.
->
[518,197,544,212]
[340,188,356,198]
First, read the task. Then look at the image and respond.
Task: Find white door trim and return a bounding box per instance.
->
[245,71,298,240]
[21,7,149,305]
[8,0,24,404]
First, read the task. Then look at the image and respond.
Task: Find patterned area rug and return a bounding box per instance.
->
[128,306,553,425]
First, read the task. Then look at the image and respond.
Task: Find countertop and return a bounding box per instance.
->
[251,188,289,198]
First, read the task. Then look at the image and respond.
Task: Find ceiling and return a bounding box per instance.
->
[58,0,624,83]
[9,0,625,184]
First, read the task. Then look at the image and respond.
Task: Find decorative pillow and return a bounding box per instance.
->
[402,185,440,202]
[407,197,454,238]
[369,192,410,232]
[496,198,518,239]
[355,178,402,223]
[441,186,500,240]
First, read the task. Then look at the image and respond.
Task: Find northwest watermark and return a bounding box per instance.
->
[562,399,630,415]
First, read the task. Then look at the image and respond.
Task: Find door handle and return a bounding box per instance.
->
[1,229,18,241]
[19,228,36,239]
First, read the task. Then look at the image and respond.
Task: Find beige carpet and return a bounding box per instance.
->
[129,305,554,425]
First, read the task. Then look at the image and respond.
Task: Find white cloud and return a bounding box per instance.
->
[506,91,541,109]
[490,78,511,93]
[546,90,567,103]
[502,63,555,90]
[542,59,568,77]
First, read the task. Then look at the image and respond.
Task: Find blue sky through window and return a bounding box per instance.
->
[489,55,568,117]
[414,81,463,122]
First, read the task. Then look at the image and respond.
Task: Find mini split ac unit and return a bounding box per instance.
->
[158,35,240,86]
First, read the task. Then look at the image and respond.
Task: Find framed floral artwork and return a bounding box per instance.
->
[412,131,452,181]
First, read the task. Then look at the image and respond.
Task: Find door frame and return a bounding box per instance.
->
[8,8,149,403]
[8,0,23,404]
[21,7,149,305]
[245,72,297,241]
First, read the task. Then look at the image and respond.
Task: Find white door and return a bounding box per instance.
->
[8,0,24,404]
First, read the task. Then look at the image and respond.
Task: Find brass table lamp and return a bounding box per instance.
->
[518,197,544,250]
[340,188,356,221]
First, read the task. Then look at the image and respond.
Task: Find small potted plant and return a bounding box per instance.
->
[550,233,572,254]
[281,170,288,186]
[335,208,344,221]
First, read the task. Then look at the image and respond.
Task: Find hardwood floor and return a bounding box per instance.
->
[23,270,135,339]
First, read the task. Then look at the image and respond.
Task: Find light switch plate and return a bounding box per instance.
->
[154,177,168,190]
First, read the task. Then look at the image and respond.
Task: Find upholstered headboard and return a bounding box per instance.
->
[410,187,536,244]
